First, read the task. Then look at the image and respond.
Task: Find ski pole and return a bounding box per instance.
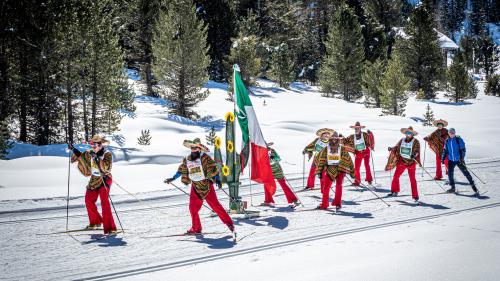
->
[463,163,486,185]
[421,142,427,177]
[168,182,214,213]
[414,159,446,192]
[370,149,377,185]
[66,150,71,231]
[302,154,306,189]
[283,176,305,206]
[346,176,390,207]
[102,178,125,234]
[113,180,173,218]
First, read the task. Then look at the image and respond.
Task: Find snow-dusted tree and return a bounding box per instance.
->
[206,126,216,146]
[269,43,295,88]
[153,0,210,119]
[485,75,500,97]
[137,129,152,145]
[319,4,364,101]
[398,5,443,99]
[363,59,385,107]
[0,121,12,159]
[423,104,435,126]
[446,59,478,103]
[380,54,410,116]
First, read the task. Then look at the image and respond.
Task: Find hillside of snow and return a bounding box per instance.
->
[0,79,498,204]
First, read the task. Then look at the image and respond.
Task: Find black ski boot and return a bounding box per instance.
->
[446,187,456,193]
[387,192,398,197]
[472,185,480,197]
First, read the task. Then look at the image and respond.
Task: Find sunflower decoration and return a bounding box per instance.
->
[214,136,222,149]
[222,165,230,177]
[227,140,234,152]
[225,111,235,122]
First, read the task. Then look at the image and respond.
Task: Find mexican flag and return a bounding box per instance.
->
[233,65,274,184]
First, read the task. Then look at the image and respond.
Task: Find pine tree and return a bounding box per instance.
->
[194,0,237,82]
[362,59,385,108]
[319,4,364,101]
[477,34,497,79]
[261,0,302,81]
[269,43,294,88]
[458,36,477,71]
[228,34,261,87]
[363,0,402,58]
[137,129,151,145]
[440,0,467,37]
[206,126,216,145]
[470,0,487,37]
[446,59,478,103]
[423,104,435,126]
[152,0,210,119]
[0,121,12,159]
[398,5,443,99]
[485,75,500,97]
[380,54,410,116]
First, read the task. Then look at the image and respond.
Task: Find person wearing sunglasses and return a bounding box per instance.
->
[68,135,117,234]
[441,128,478,195]
[164,138,235,235]
[386,126,421,203]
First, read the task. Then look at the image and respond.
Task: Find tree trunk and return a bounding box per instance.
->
[18,48,28,142]
[66,51,73,144]
[91,64,97,138]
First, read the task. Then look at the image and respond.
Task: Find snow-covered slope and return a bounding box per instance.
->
[1,80,498,203]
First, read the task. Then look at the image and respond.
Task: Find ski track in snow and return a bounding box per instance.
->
[0,162,499,280]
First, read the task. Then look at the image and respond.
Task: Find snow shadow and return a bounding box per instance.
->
[335,210,374,219]
[204,80,229,91]
[234,215,289,230]
[428,100,473,106]
[134,95,172,108]
[183,235,235,249]
[80,235,127,247]
[395,200,450,210]
[117,154,184,165]
[455,193,490,200]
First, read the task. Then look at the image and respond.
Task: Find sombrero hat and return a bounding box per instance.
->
[316,128,335,138]
[349,121,366,129]
[432,119,448,127]
[183,138,209,152]
[329,131,343,140]
[91,135,110,145]
[400,126,418,136]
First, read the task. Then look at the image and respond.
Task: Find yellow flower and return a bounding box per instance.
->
[227,141,234,152]
[225,112,235,122]
[222,165,230,176]
[214,137,222,148]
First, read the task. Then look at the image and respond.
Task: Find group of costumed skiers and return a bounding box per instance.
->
[67,119,479,236]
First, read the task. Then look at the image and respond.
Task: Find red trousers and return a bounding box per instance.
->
[319,170,345,209]
[85,180,116,234]
[435,153,449,179]
[307,163,325,189]
[354,149,373,185]
[189,183,233,232]
[391,162,419,200]
[264,178,298,204]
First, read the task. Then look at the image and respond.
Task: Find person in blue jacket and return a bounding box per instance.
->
[441,128,479,195]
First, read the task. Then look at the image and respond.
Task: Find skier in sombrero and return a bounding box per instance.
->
[262,142,301,208]
[315,131,355,211]
[385,126,421,203]
[68,135,118,235]
[424,119,449,180]
[164,138,235,235]
[303,128,334,190]
[343,121,375,186]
